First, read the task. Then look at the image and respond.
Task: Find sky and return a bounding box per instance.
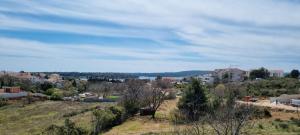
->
[0,0,300,72]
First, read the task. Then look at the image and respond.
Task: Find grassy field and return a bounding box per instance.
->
[104,98,300,135]
[0,101,111,135]
[1,99,299,135]
[104,98,180,135]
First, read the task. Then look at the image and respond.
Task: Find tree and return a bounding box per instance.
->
[77,80,87,93]
[41,82,54,91]
[249,67,270,80]
[206,91,254,135]
[143,79,171,118]
[177,78,208,120]
[290,69,300,79]
[121,79,146,115]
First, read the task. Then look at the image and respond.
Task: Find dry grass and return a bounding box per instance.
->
[270,111,300,120]
[105,97,300,135]
[104,98,179,135]
[0,101,107,135]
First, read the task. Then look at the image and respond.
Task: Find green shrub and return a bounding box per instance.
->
[50,91,63,100]
[252,107,272,119]
[91,106,126,134]
[92,109,116,135]
[278,123,289,130]
[108,106,126,125]
[45,119,88,135]
[122,101,140,116]
[46,88,63,100]
[290,118,300,127]
[258,124,264,129]
[0,97,8,107]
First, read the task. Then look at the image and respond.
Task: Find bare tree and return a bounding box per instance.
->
[143,79,171,118]
[88,81,113,97]
[206,93,253,135]
[121,79,147,115]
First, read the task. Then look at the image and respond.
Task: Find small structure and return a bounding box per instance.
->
[214,68,246,82]
[291,99,300,107]
[269,70,284,78]
[79,92,95,98]
[0,92,48,100]
[2,86,21,93]
[197,74,214,85]
[270,94,300,105]
[244,96,258,102]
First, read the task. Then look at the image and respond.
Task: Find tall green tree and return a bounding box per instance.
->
[290,69,300,79]
[250,67,270,80]
[177,78,208,120]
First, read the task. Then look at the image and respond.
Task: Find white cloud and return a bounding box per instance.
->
[0,0,300,71]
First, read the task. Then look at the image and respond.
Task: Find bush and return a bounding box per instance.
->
[278,123,289,129]
[92,109,116,134]
[108,106,126,125]
[46,88,63,100]
[0,97,8,107]
[122,101,140,116]
[252,107,272,119]
[92,106,126,134]
[45,119,88,135]
[50,91,63,100]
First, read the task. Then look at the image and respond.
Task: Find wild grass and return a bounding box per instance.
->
[0,101,110,135]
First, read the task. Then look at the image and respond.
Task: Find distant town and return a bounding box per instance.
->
[2,70,300,134]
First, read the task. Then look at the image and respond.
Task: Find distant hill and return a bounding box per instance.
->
[41,70,212,79]
[130,70,212,77]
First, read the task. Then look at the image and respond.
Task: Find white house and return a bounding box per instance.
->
[197,74,214,85]
[214,68,246,82]
[269,70,284,78]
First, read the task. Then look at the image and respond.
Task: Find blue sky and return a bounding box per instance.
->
[0,0,300,72]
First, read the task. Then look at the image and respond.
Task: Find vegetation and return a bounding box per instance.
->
[121,79,146,116]
[45,119,88,135]
[46,88,64,100]
[0,101,106,135]
[250,67,270,80]
[91,106,126,135]
[0,97,8,107]
[177,78,208,120]
[143,79,171,118]
[289,69,300,79]
[235,78,300,97]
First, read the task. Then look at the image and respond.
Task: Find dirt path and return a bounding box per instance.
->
[237,100,300,111]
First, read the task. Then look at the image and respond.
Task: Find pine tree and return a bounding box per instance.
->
[177,78,208,120]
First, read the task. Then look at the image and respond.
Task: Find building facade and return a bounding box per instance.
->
[214,68,246,82]
[269,70,284,78]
